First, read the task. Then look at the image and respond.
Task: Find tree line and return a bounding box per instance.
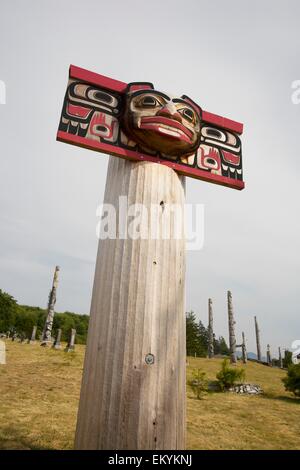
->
[0,289,89,344]
[186,310,229,357]
[0,288,229,354]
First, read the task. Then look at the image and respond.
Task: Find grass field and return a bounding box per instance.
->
[0,340,299,450]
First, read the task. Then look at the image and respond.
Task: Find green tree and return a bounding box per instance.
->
[188,369,207,399]
[198,320,209,355]
[186,311,200,356]
[53,311,89,344]
[186,311,207,357]
[14,309,36,338]
[283,350,293,368]
[18,305,47,338]
[0,289,18,333]
[216,359,246,391]
[282,363,300,397]
[214,335,230,356]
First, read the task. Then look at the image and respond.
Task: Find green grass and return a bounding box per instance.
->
[0,341,299,449]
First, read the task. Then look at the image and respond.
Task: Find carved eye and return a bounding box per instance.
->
[140,95,160,107]
[183,108,195,121]
[202,127,226,142]
[71,84,119,112]
[91,91,113,104]
[207,129,222,138]
[178,107,195,123]
[87,89,118,108]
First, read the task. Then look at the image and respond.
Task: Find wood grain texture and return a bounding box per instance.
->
[74,157,186,450]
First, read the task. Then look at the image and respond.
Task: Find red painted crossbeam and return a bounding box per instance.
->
[57,131,244,190]
[69,65,243,134]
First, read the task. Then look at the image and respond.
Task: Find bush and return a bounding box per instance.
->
[282,363,300,397]
[216,359,246,391]
[188,368,207,399]
[283,350,293,368]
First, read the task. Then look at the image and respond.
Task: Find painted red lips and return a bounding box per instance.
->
[139,116,194,143]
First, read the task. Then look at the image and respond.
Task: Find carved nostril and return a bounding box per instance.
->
[157,107,182,123]
[172,112,183,123]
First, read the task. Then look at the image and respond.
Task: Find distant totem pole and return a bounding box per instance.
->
[241,332,247,364]
[29,325,37,344]
[41,266,60,346]
[227,291,237,364]
[208,298,214,358]
[254,316,262,362]
[53,329,62,350]
[236,332,247,363]
[278,347,283,368]
[65,329,76,352]
[266,344,272,366]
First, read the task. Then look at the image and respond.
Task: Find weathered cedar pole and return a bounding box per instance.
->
[75,157,186,450]
[208,298,214,358]
[41,266,60,346]
[29,325,37,344]
[267,344,272,365]
[53,329,62,350]
[241,331,247,364]
[227,291,237,364]
[254,316,262,362]
[278,347,283,369]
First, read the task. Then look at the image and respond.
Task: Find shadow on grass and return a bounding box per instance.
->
[0,425,56,450]
[188,395,207,401]
[262,393,300,405]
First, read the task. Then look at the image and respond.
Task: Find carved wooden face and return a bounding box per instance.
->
[122,89,201,157]
[58,67,244,190]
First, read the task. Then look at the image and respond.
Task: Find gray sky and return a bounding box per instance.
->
[0,0,299,355]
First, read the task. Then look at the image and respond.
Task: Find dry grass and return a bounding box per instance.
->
[0,341,299,450]
[187,357,300,450]
[0,340,83,450]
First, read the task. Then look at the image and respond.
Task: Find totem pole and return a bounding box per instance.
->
[52,329,62,350]
[29,325,37,344]
[267,344,272,366]
[237,333,247,363]
[241,332,247,364]
[65,329,76,352]
[278,346,283,368]
[57,65,245,450]
[227,291,237,364]
[41,266,60,346]
[254,316,262,362]
[208,298,214,358]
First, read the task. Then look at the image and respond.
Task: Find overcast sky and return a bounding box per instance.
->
[0,0,299,355]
